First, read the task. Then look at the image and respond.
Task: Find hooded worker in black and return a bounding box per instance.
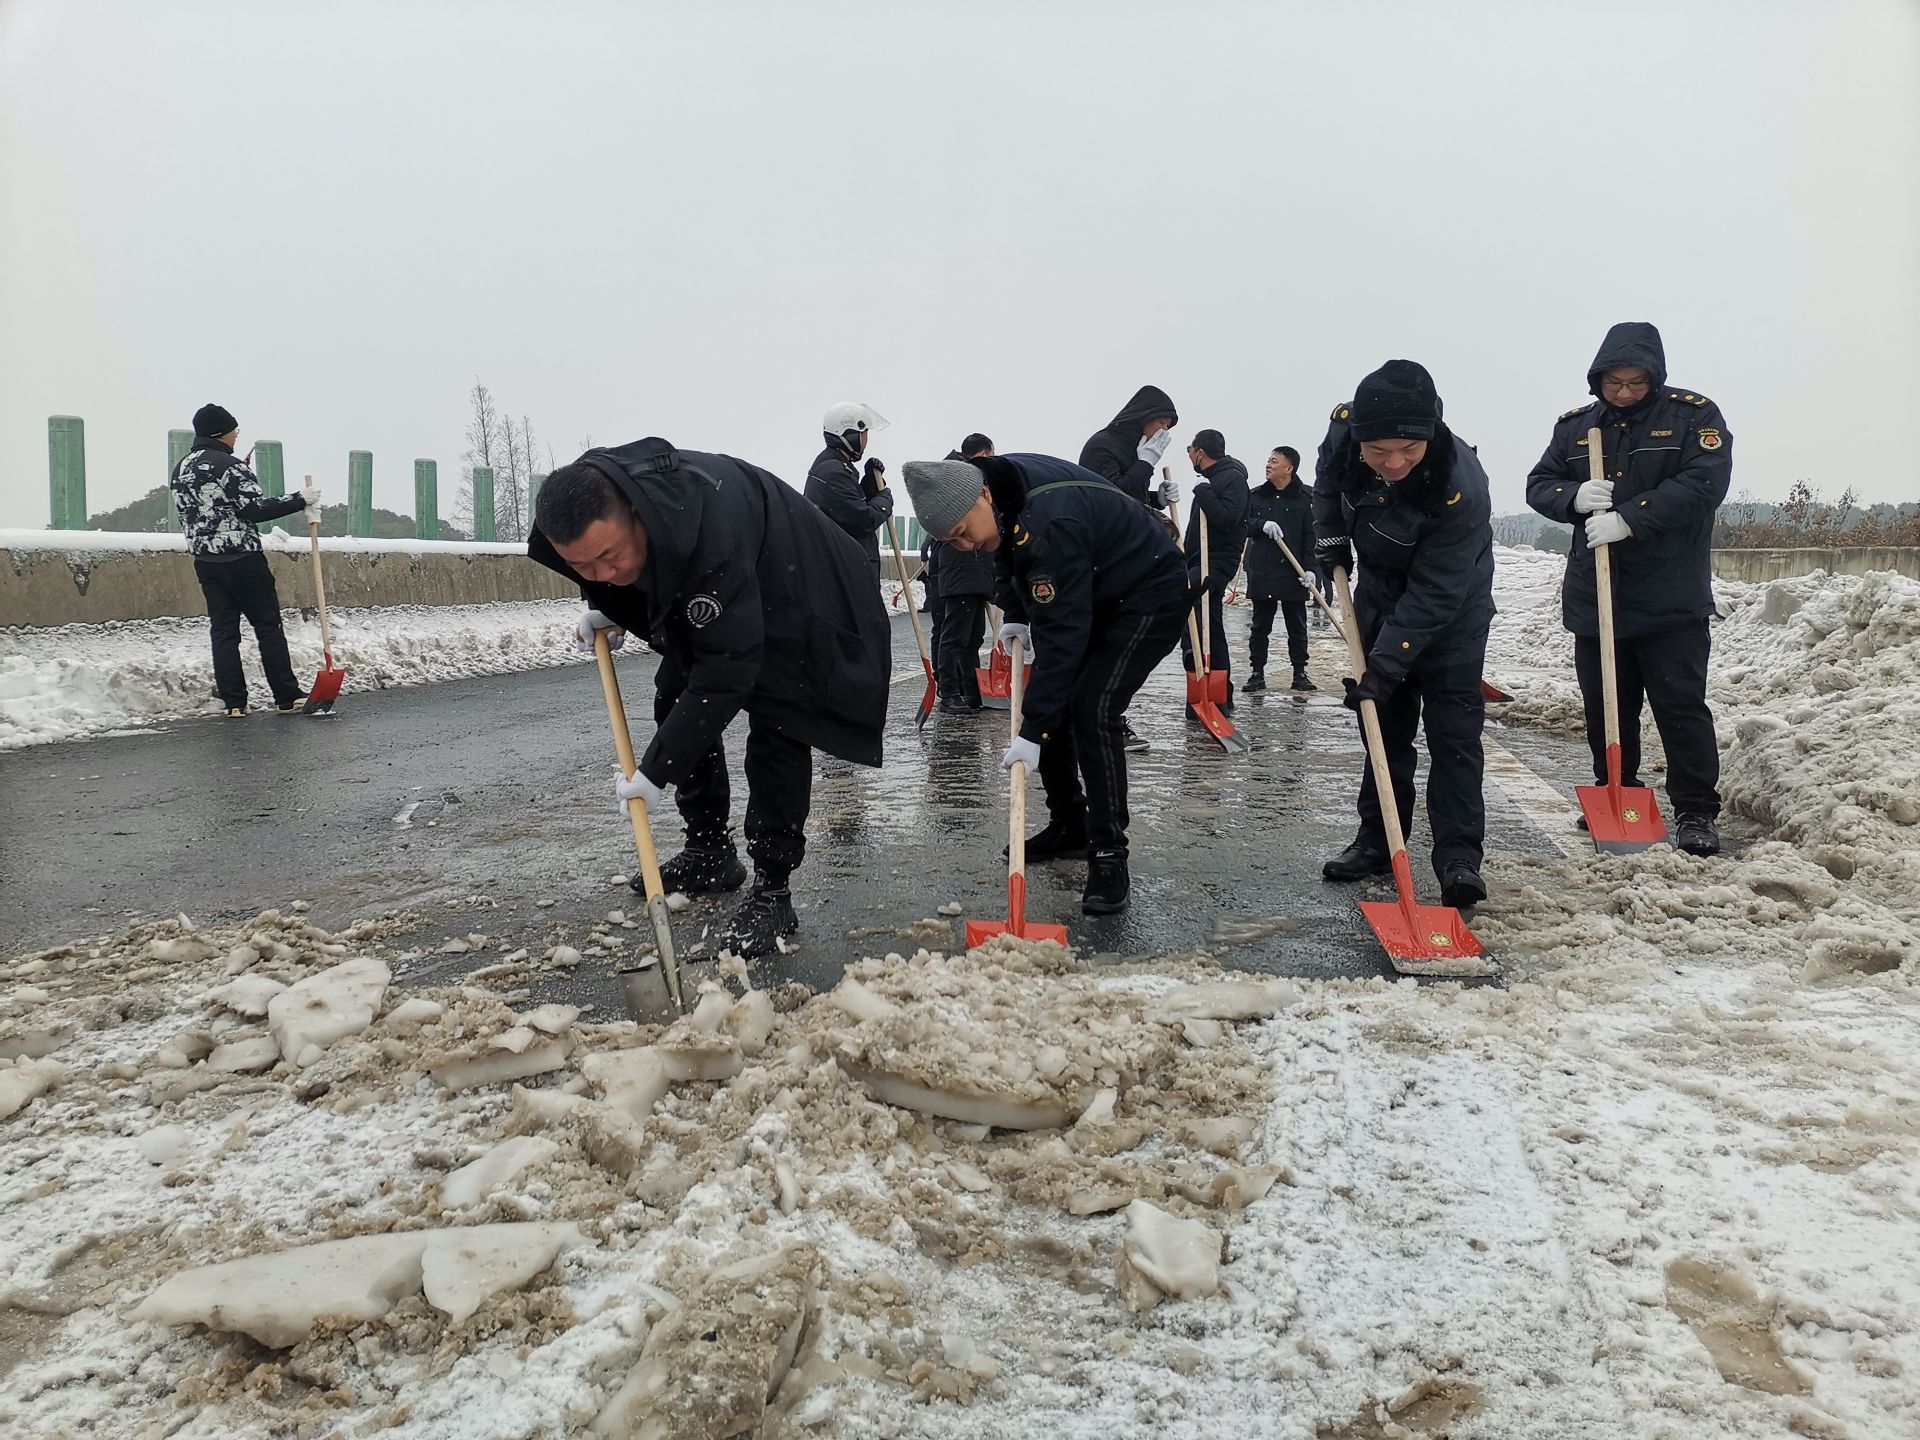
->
[1313,361,1496,907]
[901,452,1188,915]
[806,402,894,578]
[530,438,891,958]
[1243,445,1317,691]
[1178,428,1250,694]
[1078,385,1180,509]
[1525,322,1731,856]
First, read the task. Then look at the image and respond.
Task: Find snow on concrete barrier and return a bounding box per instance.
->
[0,526,575,626]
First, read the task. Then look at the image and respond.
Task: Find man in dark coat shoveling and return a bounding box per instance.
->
[530,438,891,958]
[1525,321,1731,857]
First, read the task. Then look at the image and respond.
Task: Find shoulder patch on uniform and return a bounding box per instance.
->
[1697,427,1724,451]
[1558,406,1588,422]
[1029,576,1057,605]
[685,593,723,627]
[1669,391,1710,406]
[1446,491,1462,506]
[1013,523,1031,547]
[1331,402,1351,421]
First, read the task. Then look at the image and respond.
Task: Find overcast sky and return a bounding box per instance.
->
[3,0,1916,533]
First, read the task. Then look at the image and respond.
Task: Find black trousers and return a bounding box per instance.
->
[1038,599,1187,854]
[923,576,942,672]
[667,711,813,884]
[1178,574,1232,679]
[1354,617,1489,878]
[1248,591,1309,672]
[194,553,302,709]
[1574,619,1721,817]
[937,595,985,703]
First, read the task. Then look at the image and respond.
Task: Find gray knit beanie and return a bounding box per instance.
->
[901,459,985,539]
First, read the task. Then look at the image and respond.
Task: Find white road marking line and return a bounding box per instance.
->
[890,666,927,686]
[1483,736,1582,858]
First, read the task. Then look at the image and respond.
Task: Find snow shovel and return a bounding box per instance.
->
[1330,566,1484,971]
[975,604,1026,712]
[1177,508,1247,753]
[591,629,685,1021]
[1576,427,1666,853]
[964,636,1071,948]
[885,515,938,730]
[1197,508,1231,706]
[300,476,348,714]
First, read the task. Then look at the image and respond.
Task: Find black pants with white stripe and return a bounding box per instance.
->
[1037,598,1187,854]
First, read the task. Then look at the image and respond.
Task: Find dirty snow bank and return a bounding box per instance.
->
[0,600,598,749]
[5,886,1917,1438]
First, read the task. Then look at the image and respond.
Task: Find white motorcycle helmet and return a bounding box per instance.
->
[822,401,889,453]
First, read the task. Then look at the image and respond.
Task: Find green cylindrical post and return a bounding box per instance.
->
[528,471,546,531]
[348,450,374,537]
[415,459,439,540]
[254,440,287,531]
[472,466,496,541]
[165,430,192,532]
[48,416,87,529]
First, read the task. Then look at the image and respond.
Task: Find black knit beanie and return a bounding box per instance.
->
[1347,361,1439,442]
[192,403,238,437]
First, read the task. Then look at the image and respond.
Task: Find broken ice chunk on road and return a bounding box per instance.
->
[131,1222,585,1348]
[1115,1200,1221,1312]
[266,956,389,1066]
[204,972,287,1019]
[0,1056,63,1120]
[430,1038,570,1091]
[440,1135,561,1210]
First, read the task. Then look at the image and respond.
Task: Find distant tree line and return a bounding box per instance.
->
[1713,484,1919,547]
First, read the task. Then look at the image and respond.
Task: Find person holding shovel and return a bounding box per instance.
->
[1524,322,1731,857]
[900,451,1188,915]
[1245,445,1317,691]
[1313,361,1495,908]
[530,438,891,959]
[1178,428,1250,703]
[169,403,321,717]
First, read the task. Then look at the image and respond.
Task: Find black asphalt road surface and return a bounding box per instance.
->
[0,603,1594,1013]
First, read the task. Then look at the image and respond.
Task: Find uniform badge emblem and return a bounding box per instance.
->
[1030,577,1057,605]
[686,594,723,627]
[1698,428,1723,451]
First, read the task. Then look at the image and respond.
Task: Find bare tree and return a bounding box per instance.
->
[458,380,503,536]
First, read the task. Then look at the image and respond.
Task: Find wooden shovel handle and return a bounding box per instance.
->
[1586,427,1622,763]
[1333,566,1409,861]
[885,516,931,665]
[1006,635,1029,882]
[593,630,668,901]
[303,474,334,660]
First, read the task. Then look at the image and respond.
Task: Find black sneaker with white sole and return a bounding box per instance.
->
[1122,720,1149,753]
[637,844,748,897]
[1674,812,1721,856]
[717,879,799,958]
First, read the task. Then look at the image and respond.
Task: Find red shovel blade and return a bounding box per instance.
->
[1188,695,1250,753]
[1208,669,1230,706]
[1576,781,1667,853]
[965,874,1069,947]
[976,669,1011,710]
[914,661,936,731]
[1185,670,1208,706]
[1357,854,1483,967]
[303,658,348,715]
[1481,679,1512,702]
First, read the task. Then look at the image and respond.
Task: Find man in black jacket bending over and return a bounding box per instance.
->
[1314,361,1496,908]
[805,401,893,580]
[1245,445,1317,692]
[1178,428,1250,699]
[902,452,1188,915]
[1525,322,1731,857]
[531,439,891,958]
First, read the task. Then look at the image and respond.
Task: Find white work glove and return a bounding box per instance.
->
[1136,430,1173,467]
[1157,476,1180,506]
[1262,519,1284,545]
[997,620,1032,661]
[1585,511,1632,547]
[300,486,323,516]
[576,608,625,651]
[1573,478,1614,514]
[1298,571,1317,592]
[1000,735,1042,775]
[612,766,664,815]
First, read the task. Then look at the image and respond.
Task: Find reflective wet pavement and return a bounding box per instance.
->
[0,605,1593,1010]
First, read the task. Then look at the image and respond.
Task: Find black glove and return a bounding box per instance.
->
[1341,671,1397,712]
[1316,535,1354,579]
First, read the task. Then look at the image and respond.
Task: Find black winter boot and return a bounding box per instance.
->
[1291,669,1317,692]
[640,842,748,897]
[1122,719,1149,753]
[1004,818,1089,862]
[1322,834,1391,882]
[717,878,799,958]
[1242,671,1266,693]
[1674,813,1721,857]
[1082,850,1130,914]
[1439,861,1488,909]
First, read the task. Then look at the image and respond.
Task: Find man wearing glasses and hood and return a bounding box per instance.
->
[1526,322,1732,857]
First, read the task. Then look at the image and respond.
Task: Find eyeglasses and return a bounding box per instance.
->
[1599,376,1652,393]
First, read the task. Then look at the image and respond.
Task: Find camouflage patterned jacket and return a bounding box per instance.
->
[168,438,306,558]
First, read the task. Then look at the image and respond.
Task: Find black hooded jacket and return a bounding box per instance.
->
[1078,385,1179,508]
[982,453,1187,745]
[1313,415,1495,683]
[1525,322,1731,639]
[1243,473,1315,599]
[529,439,891,783]
[805,440,894,570]
[1182,454,1250,581]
